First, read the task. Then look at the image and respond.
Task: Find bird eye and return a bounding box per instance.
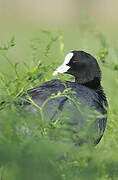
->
[73,59,78,63]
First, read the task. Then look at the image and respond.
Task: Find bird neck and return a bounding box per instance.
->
[75,77,108,107]
[75,77,100,90]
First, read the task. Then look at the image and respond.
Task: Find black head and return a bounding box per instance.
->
[53,51,101,89]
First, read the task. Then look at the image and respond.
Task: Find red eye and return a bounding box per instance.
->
[73,59,78,63]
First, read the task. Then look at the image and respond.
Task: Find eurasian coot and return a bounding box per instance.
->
[22,50,108,145]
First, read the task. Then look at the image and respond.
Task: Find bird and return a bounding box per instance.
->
[21,50,108,145]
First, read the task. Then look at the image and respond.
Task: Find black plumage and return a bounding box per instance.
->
[22,50,108,145]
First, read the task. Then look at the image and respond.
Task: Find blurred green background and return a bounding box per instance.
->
[0,0,118,65]
[1,0,118,62]
[1,0,118,44]
[1,0,118,26]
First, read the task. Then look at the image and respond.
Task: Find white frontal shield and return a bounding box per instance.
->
[53,52,73,76]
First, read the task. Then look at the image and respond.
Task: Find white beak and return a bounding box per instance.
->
[52,64,70,76]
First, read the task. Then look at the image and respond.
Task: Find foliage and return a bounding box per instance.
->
[0,23,118,180]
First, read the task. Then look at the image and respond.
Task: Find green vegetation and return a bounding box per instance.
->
[0,21,118,180]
